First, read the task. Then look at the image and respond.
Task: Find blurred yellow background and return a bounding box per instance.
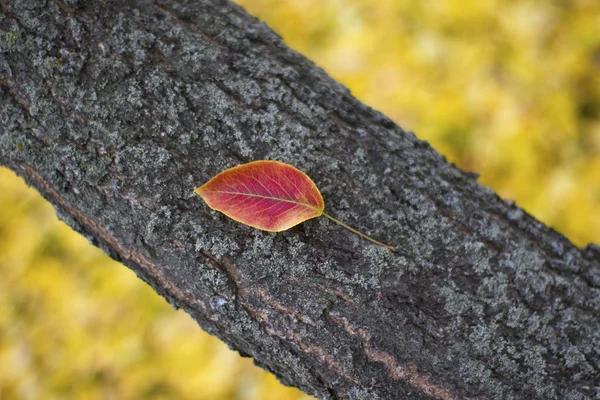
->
[1,0,599,399]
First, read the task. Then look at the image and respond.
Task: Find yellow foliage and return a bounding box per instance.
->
[1,0,598,399]
[0,169,312,399]
[236,0,600,246]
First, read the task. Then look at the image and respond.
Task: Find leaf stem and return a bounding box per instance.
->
[322,212,396,252]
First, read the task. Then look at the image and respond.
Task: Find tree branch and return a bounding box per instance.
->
[1,0,599,398]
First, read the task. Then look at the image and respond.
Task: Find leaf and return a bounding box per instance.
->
[195,160,396,251]
[195,160,324,232]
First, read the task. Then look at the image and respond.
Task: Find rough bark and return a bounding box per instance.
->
[1,0,599,399]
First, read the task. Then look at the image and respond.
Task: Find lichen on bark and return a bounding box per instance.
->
[1,1,599,399]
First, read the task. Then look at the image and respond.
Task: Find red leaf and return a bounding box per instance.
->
[195,160,324,232]
[195,160,396,251]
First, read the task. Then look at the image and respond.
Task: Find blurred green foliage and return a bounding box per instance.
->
[1,0,598,399]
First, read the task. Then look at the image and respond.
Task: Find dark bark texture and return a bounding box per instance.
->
[1,0,600,399]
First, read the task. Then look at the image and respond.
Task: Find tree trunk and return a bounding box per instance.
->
[1,1,599,399]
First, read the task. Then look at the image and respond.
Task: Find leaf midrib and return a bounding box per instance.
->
[204,190,322,212]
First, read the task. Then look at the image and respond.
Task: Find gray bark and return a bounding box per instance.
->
[1,0,599,399]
